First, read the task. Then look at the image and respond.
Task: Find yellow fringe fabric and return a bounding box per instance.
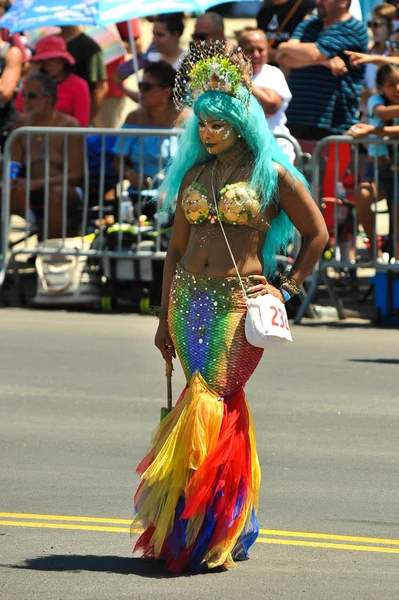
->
[131,372,224,556]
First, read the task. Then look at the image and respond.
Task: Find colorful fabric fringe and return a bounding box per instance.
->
[132,265,264,573]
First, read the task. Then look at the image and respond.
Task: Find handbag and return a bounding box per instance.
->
[32,236,102,307]
[245,293,292,347]
[212,183,292,348]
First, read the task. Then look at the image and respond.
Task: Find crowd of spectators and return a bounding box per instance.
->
[2,1,399,255]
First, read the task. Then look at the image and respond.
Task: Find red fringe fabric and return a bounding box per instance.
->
[182,388,252,546]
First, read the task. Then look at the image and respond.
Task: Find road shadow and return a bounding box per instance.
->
[0,555,195,579]
[332,517,399,528]
[347,358,399,365]
[299,320,374,330]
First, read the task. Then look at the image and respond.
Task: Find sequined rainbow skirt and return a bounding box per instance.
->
[132,264,264,573]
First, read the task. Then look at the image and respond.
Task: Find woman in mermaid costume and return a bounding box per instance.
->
[132,42,328,573]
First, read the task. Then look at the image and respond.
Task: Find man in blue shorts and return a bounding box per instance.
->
[276,0,368,141]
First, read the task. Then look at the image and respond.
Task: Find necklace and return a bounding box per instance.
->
[210,156,244,225]
[212,141,251,197]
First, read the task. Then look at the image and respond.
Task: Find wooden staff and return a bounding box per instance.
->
[160,361,173,421]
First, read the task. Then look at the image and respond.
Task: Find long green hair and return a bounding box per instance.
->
[160,89,305,276]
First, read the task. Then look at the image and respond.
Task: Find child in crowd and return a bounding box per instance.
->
[355,63,399,257]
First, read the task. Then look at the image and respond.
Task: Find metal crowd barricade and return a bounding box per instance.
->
[274,132,306,174]
[295,134,399,323]
[273,133,319,319]
[0,126,311,313]
[0,126,183,292]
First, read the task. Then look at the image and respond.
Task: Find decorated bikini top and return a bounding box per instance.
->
[182,178,271,231]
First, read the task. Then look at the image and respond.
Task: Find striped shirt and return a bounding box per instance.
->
[286,16,368,134]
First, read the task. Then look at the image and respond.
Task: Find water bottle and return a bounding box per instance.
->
[120,191,134,223]
[160,138,169,159]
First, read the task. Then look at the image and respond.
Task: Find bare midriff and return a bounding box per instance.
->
[180,218,269,277]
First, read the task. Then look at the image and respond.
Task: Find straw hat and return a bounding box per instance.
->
[373,3,396,20]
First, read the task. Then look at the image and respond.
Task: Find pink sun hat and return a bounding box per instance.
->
[31,36,75,65]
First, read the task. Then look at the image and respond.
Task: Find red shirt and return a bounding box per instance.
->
[16,72,91,126]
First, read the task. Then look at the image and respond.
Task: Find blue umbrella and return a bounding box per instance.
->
[0,0,256,33]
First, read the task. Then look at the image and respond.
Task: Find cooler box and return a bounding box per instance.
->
[371,271,399,326]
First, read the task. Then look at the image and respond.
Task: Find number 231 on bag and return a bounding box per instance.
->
[245,294,293,348]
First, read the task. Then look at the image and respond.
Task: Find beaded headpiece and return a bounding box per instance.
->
[173,41,253,111]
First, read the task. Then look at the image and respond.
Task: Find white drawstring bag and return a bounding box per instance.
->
[245,294,292,347]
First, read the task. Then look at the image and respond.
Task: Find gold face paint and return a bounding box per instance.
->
[198,118,238,155]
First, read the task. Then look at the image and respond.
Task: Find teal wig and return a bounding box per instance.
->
[159,89,306,276]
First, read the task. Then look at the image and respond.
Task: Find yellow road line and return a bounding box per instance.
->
[0,520,141,533]
[1,513,399,549]
[1,520,399,555]
[258,529,399,546]
[0,512,131,524]
[257,538,399,554]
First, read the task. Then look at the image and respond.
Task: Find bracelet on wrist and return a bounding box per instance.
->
[151,305,168,320]
[279,276,302,298]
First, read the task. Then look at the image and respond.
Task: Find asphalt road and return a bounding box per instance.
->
[0,310,398,600]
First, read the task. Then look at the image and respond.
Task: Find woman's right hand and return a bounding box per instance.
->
[347,123,375,138]
[154,319,175,366]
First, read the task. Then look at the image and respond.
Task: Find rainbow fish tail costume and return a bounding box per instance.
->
[132,265,264,573]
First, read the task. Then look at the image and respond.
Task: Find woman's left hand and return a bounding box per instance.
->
[246,275,284,302]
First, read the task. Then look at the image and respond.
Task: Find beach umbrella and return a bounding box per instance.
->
[0,0,256,32]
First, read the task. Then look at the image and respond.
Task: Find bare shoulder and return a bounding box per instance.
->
[57,113,80,128]
[13,115,29,130]
[125,108,145,126]
[5,45,23,63]
[273,161,297,191]
[272,161,288,177]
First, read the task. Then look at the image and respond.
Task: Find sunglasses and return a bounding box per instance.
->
[368,20,385,28]
[387,40,399,50]
[22,91,42,100]
[138,81,166,92]
[192,32,208,42]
